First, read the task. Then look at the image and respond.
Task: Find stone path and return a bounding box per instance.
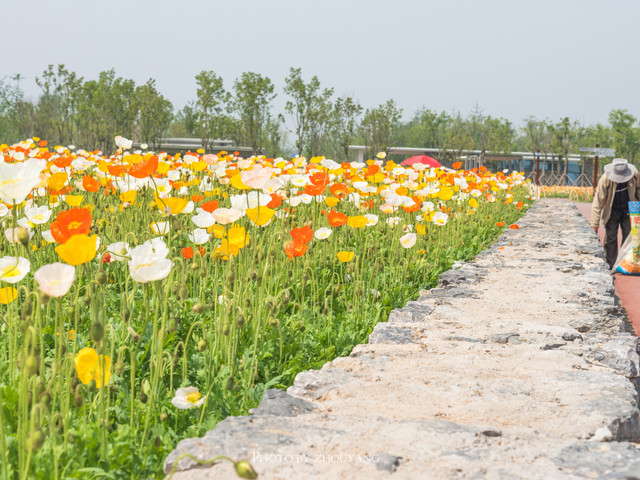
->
[164,199,640,479]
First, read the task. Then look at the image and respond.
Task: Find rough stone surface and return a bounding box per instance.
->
[164,199,640,479]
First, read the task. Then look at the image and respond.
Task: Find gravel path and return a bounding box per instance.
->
[164,199,640,480]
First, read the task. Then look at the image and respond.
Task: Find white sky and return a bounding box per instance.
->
[3,0,640,127]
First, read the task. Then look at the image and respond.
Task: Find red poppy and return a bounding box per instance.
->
[327,211,348,227]
[509,224,519,230]
[181,247,194,259]
[82,176,101,192]
[266,193,283,208]
[284,240,308,259]
[50,208,93,244]
[290,225,313,244]
[102,252,112,263]
[128,155,158,178]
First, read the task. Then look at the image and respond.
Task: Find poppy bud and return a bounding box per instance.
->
[25,429,45,452]
[73,395,83,408]
[172,218,182,231]
[25,354,39,376]
[236,315,245,328]
[192,303,205,314]
[249,271,257,281]
[23,301,33,316]
[115,361,124,375]
[226,376,236,391]
[226,269,236,284]
[222,324,230,336]
[234,460,258,480]
[268,317,279,328]
[122,308,130,322]
[154,435,163,448]
[197,339,208,352]
[39,291,51,305]
[178,285,189,300]
[90,322,104,343]
[199,268,207,278]
[168,317,179,333]
[17,227,30,247]
[87,380,97,393]
[96,270,108,285]
[159,412,168,422]
[297,321,305,332]
[190,263,199,271]
[139,390,148,404]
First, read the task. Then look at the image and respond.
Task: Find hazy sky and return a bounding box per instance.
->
[4,0,640,128]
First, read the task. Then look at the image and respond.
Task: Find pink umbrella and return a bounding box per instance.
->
[401,155,441,168]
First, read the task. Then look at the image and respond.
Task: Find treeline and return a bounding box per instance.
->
[1,65,639,167]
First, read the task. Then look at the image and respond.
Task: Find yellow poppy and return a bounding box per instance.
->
[230,174,249,190]
[336,251,355,263]
[469,198,478,209]
[0,287,18,304]
[438,187,453,201]
[65,195,84,207]
[157,196,188,214]
[228,226,249,248]
[190,161,207,172]
[246,207,275,226]
[74,347,111,388]
[119,190,137,204]
[347,216,367,228]
[48,172,68,191]
[416,224,427,235]
[55,234,98,266]
[157,161,171,174]
[211,225,226,239]
[324,196,339,208]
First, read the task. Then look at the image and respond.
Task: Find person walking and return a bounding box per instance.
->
[591,158,640,268]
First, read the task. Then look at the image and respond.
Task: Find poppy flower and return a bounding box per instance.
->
[34,262,75,297]
[48,172,69,191]
[266,193,283,209]
[181,247,194,259]
[452,161,462,170]
[0,286,18,304]
[0,257,30,283]
[50,208,92,243]
[347,216,367,228]
[55,234,98,265]
[82,176,101,192]
[171,386,206,409]
[290,225,313,244]
[330,183,349,199]
[0,158,46,205]
[212,207,243,225]
[284,240,308,259]
[246,206,275,227]
[432,212,449,226]
[227,226,249,249]
[200,200,219,213]
[336,251,355,263]
[468,198,478,209]
[128,239,172,283]
[509,224,519,230]
[327,211,348,227]
[314,227,332,240]
[74,347,111,387]
[400,233,417,249]
[128,155,158,178]
[495,221,505,227]
[303,183,325,196]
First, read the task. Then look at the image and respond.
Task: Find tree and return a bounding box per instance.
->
[232,72,276,154]
[135,79,173,149]
[608,109,639,164]
[361,99,402,157]
[549,117,576,181]
[330,96,362,161]
[34,64,83,146]
[283,67,334,156]
[194,71,230,151]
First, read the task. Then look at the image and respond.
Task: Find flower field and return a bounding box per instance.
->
[539,185,594,203]
[0,138,531,479]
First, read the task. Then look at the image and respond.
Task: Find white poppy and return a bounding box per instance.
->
[314,227,332,240]
[400,232,417,249]
[0,256,30,283]
[151,221,170,235]
[34,262,75,297]
[432,211,449,226]
[192,211,216,228]
[212,208,243,225]
[24,205,53,225]
[189,228,210,245]
[114,136,133,150]
[128,241,172,283]
[107,242,131,261]
[0,158,46,204]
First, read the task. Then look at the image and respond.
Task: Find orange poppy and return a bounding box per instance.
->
[495,221,505,227]
[329,183,349,199]
[452,161,462,170]
[327,211,348,227]
[509,224,519,230]
[53,156,73,168]
[50,208,92,243]
[200,200,219,213]
[128,155,158,178]
[304,183,326,196]
[267,193,283,208]
[82,176,101,192]
[191,194,204,203]
[181,247,194,259]
[309,171,329,187]
[107,164,129,176]
[284,240,308,259]
[290,225,313,244]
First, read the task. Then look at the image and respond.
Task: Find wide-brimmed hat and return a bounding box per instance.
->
[604,158,637,183]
